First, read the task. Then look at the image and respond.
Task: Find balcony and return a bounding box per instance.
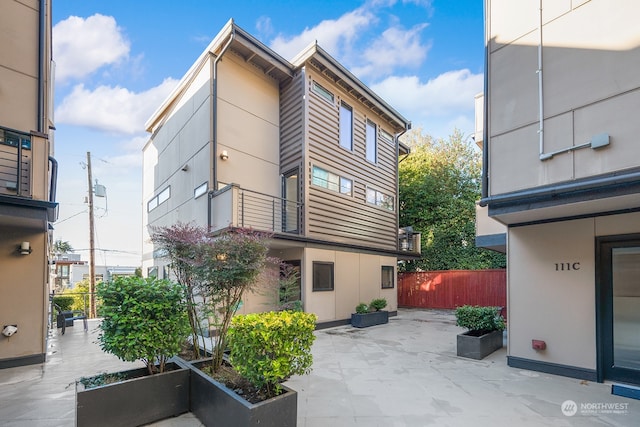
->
[0,127,32,198]
[210,184,302,234]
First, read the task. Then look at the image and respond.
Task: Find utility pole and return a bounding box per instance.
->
[86,152,96,318]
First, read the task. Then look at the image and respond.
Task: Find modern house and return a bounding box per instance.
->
[0,0,58,368]
[142,19,419,326]
[50,254,137,293]
[477,0,640,386]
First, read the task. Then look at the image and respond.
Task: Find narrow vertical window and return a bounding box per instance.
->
[366,120,377,163]
[381,266,395,289]
[340,102,353,150]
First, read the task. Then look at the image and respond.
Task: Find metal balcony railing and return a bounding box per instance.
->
[211,184,303,234]
[0,127,31,198]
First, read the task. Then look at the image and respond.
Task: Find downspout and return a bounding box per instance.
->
[38,0,46,132]
[212,28,235,192]
[395,122,411,251]
[537,0,549,161]
[208,27,235,230]
[482,0,489,199]
[48,156,57,203]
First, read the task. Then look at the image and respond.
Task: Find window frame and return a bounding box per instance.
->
[312,165,353,197]
[366,119,377,164]
[381,265,395,289]
[312,261,334,292]
[147,185,171,212]
[366,187,395,211]
[312,81,335,104]
[380,129,394,145]
[194,182,208,199]
[339,101,353,151]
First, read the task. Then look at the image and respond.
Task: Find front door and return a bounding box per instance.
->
[597,236,640,385]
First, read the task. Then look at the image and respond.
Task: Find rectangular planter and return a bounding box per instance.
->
[456,330,503,360]
[351,310,389,328]
[188,358,297,427]
[76,362,189,427]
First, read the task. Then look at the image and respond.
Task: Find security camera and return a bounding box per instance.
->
[2,325,18,337]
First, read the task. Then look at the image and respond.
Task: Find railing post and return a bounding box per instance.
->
[16,139,22,195]
[241,192,245,227]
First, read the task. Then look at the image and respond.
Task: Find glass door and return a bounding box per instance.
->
[598,237,640,384]
[282,169,299,233]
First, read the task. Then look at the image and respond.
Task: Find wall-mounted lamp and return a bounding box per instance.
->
[18,241,32,255]
[220,150,229,161]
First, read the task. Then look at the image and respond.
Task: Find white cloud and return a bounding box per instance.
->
[352,24,430,78]
[53,14,130,82]
[270,7,375,60]
[55,78,178,135]
[372,69,483,137]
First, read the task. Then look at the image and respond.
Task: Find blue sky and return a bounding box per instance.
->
[51,0,484,266]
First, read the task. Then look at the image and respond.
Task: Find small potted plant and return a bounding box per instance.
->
[75,276,191,427]
[351,298,389,328]
[455,305,505,360]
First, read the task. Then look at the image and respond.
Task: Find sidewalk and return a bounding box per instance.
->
[0,309,637,426]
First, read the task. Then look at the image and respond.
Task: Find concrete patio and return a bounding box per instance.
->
[0,308,637,426]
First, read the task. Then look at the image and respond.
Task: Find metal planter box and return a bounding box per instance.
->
[351,310,389,328]
[75,362,189,427]
[456,330,503,360]
[189,359,297,427]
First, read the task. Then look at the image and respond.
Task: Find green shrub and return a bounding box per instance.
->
[228,311,317,397]
[369,298,387,311]
[97,276,190,375]
[455,305,505,333]
[53,296,75,311]
[355,303,369,314]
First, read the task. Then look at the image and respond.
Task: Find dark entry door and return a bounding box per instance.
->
[598,236,640,385]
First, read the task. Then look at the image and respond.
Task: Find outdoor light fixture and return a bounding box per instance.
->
[220,150,229,160]
[18,241,31,255]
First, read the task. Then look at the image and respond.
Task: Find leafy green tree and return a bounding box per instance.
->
[52,240,73,255]
[399,128,505,271]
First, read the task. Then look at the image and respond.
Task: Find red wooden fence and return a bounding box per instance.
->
[398,269,507,318]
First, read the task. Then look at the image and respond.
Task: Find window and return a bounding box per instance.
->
[0,129,31,149]
[366,120,377,163]
[366,187,394,211]
[147,186,171,212]
[162,265,170,280]
[380,129,393,145]
[313,262,334,291]
[147,266,158,278]
[381,266,395,289]
[312,166,352,196]
[312,81,334,104]
[194,182,208,199]
[339,102,353,150]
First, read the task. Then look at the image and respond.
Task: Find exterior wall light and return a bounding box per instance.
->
[220,150,229,161]
[19,241,32,255]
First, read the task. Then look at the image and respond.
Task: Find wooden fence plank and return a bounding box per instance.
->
[398,270,507,319]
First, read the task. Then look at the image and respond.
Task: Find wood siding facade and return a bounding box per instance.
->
[303,67,399,250]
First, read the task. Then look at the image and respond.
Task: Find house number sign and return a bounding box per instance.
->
[555,262,580,271]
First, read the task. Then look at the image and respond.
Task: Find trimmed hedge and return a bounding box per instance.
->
[228,311,317,396]
[455,305,505,334]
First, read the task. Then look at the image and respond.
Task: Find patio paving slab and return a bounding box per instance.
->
[0,309,637,426]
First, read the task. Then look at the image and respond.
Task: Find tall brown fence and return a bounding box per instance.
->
[398,269,506,318]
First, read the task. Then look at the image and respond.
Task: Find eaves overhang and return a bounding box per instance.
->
[481,168,640,226]
[292,43,411,133]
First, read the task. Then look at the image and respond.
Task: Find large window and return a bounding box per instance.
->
[313,262,334,291]
[312,166,352,196]
[366,187,394,211]
[381,266,395,289]
[339,102,353,150]
[366,120,377,163]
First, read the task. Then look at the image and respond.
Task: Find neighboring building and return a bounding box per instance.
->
[478,0,640,385]
[143,20,419,326]
[50,254,137,292]
[0,1,58,368]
